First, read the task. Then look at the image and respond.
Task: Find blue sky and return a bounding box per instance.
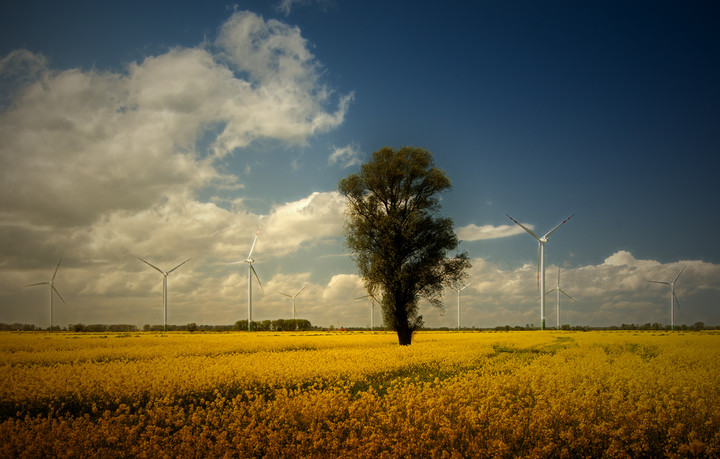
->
[1,1,719,329]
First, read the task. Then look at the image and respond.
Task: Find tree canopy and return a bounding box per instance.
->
[339,146,471,345]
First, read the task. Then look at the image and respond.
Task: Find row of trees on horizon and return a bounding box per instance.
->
[0,321,713,332]
[0,319,314,333]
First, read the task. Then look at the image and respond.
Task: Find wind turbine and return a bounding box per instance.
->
[453,282,472,331]
[354,294,377,330]
[240,227,263,331]
[545,267,575,330]
[278,286,305,320]
[138,257,190,332]
[507,213,574,330]
[26,257,65,332]
[649,265,686,331]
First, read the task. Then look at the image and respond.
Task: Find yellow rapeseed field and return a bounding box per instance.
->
[1,330,719,457]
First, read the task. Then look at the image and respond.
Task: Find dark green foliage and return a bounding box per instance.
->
[339,146,471,345]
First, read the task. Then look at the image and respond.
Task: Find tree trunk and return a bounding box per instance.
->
[396,327,413,345]
[391,293,414,345]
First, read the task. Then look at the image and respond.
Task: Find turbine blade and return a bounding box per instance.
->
[26,282,50,287]
[251,265,264,293]
[559,289,575,301]
[673,265,687,284]
[354,295,371,300]
[296,286,306,297]
[674,291,681,310]
[460,282,471,291]
[138,257,164,274]
[168,258,191,274]
[506,214,540,240]
[52,285,67,305]
[247,226,261,260]
[52,257,63,282]
[277,291,293,298]
[543,214,575,239]
[648,281,670,285]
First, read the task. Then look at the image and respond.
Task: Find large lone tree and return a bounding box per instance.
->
[339,146,471,345]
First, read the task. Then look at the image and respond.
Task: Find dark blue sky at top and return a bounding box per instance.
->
[2,0,719,268]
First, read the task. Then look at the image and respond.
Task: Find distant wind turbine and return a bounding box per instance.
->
[354,294,378,330]
[507,213,574,330]
[138,257,190,332]
[453,282,472,331]
[545,267,575,330]
[232,227,263,331]
[278,286,305,320]
[649,265,686,331]
[26,257,65,332]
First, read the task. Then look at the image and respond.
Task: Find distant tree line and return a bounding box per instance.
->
[70,324,139,332]
[0,323,140,332]
[233,319,314,332]
[0,319,316,332]
[616,322,707,331]
[143,324,236,332]
[0,321,716,332]
[0,323,41,331]
[488,322,710,332]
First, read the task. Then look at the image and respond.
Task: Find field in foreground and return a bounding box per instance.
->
[2,331,719,458]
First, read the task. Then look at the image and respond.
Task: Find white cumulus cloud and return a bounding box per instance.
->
[0,11,358,328]
[425,251,720,329]
[328,143,363,168]
[456,223,534,241]
[263,191,346,257]
[0,10,351,232]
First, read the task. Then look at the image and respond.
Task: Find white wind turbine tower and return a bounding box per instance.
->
[26,257,66,332]
[545,267,575,330]
[239,227,263,331]
[278,286,305,320]
[649,265,686,331]
[453,282,471,331]
[354,294,377,330]
[138,257,190,332]
[507,213,574,330]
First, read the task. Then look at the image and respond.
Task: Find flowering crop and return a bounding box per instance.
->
[1,331,719,457]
